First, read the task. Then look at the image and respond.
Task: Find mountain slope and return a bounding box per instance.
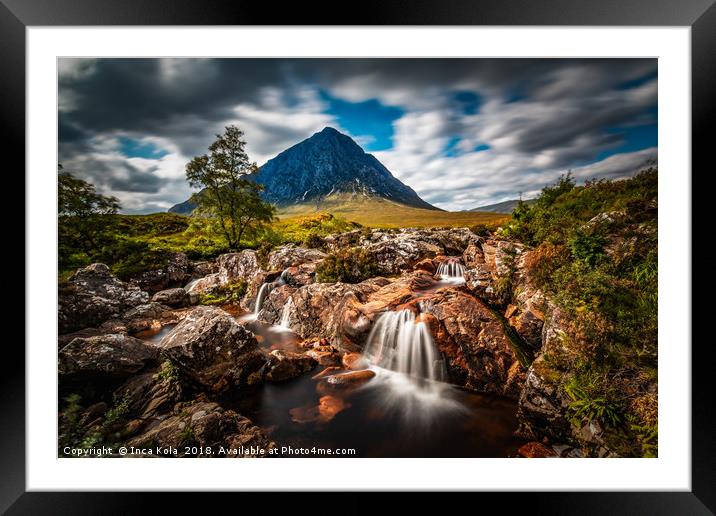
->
[169,127,437,214]
[469,199,535,214]
[277,193,508,228]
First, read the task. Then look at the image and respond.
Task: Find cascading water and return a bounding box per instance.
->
[363,309,446,385]
[254,282,274,315]
[435,259,466,281]
[278,297,294,329]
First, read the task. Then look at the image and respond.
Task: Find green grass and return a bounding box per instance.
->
[276,194,510,228]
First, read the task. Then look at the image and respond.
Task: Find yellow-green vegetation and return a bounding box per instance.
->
[316,248,380,284]
[198,279,247,305]
[276,193,509,229]
[505,168,658,457]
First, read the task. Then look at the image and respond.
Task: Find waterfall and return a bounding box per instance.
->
[435,260,466,281]
[279,297,294,329]
[254,282,274,315]
[363,310,446,384]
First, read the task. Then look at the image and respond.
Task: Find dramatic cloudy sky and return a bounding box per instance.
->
[58,58,657,213]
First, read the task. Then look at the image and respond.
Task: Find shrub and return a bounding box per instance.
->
[469,223,496,237]
[302,231,326,250]
[316,248,379,283]
[569,229,605,267]
[199,279,247,305]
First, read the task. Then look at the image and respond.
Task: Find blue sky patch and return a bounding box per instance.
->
[473,143,491,152]
[319,91,403,151]
[442,136,463,157]
[119,137,168,159]
[452,91,482,115]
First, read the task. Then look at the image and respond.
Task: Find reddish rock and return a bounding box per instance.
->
[517,442,558,458]
[325,369,375,387]
[413,258,437,274]
[306,348,341,366]
[312,366,341,379]
[342,352,367,370]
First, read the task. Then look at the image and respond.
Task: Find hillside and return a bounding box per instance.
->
[469,198,535,214]
[276,193,509,228]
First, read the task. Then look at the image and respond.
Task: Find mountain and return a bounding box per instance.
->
[168,127,438,214]
[469,199,535,214]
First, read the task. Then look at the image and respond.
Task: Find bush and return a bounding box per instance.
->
[569,229,605,267]
[316,248,379,283]
[199,280,247,305]
[302,231,326,250]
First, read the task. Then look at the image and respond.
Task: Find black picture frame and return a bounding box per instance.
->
[3,0,713,512]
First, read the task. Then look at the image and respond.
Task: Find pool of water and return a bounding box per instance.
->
[225,365,526,458]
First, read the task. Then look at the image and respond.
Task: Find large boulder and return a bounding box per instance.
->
[216,250,263,283]
[59,263,149,334]
[58,334,159,382]
[156,306,267,392]
[151,288,189,308]
[267,244,327,271]
[362,236,441,275]
[417,287,526,398]
[356,227,482,275]
[129,252,192,294]
[126,397,275,457]
[286,281,385,346]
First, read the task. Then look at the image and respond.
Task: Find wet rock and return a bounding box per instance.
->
[517,441,559,458]
[289,395,351,424]
[151,288,189,308]
[287,281,384,344]
[413,258,437,274]
[305,347,341,366]
[58,334,159,381]
[156,306,267,392]
[280,262,319,288]
[342,352,368,370]
[419,287,526,398]
[126,397,275,456]
[256,284,295,325]
[129,252,192,293]
[58,263,149,334]
[312,366,342,379]
[324,369,375,387]
[264,350,316,382]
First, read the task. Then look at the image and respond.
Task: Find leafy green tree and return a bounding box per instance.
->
[185,126,276,249]
[58,165,120,253]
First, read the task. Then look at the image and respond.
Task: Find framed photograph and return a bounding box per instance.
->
[6,0,712,511]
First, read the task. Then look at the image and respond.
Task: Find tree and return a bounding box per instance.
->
[58,165,120,252]
[185,126,276,249]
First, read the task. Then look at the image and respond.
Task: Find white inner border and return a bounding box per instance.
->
[27,27,691,491]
